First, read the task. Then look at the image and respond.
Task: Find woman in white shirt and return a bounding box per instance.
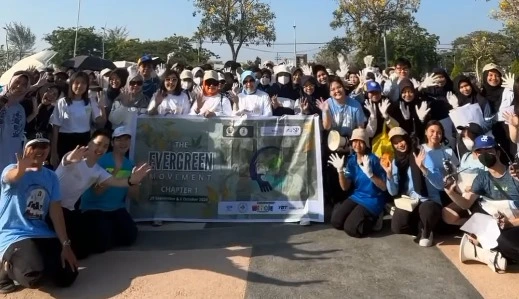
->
[189,70,233,117]
[233,70,272,117]
[147,69,190,116]
[50,71,106,168]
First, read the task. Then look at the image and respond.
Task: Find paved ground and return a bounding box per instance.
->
[3,220,518,299]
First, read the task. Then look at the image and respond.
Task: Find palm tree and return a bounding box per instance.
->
[5,22,36,60]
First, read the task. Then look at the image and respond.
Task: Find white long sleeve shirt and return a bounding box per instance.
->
[233,90,272,116]
[189,94,233,116]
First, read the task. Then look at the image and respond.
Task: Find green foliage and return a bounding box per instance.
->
[314,37,350,71]
[44,27,103,65]
[192,0,276,60]
[450,64,463,78]
[510,60,519,75]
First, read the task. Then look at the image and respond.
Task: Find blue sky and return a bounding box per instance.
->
[1,0,504,62]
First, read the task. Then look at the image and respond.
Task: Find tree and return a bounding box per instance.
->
[4,22,36,60]
[314,37,351,71]
[489,0,519,25]
[452,31,509,81]
[330,0,420,60]
[44,27,103,65]
[192,0,276,60]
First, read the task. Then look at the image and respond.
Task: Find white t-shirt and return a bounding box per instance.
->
[234,90,272,116]
[50,97,101,133]
[189,94,233,116]
[147,92,191,116]
[55,157,112,211]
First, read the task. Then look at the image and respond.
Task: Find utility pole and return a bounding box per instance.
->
[3,27,8,69]
[73,0,81,57]
[101,23,106,59]
[293,21,297,63]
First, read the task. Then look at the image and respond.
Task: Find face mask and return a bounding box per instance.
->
[194,78,202,86]
[260,78,270,85]
[462,138,474,151]
[181,81,192,90]
[478,152,498,168]
[278,76,290,85]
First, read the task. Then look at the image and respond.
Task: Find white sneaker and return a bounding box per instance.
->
[299,215,311,226]
[488,251,508,272]
[372,212,384,231]
[419,231,434,247]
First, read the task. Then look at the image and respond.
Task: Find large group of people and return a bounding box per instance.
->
[0,51,519,293]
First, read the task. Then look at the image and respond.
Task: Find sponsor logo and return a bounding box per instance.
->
[238,203,248,213]
[278,205,288,211]
[252,203,274,213]
[225,205,234,212]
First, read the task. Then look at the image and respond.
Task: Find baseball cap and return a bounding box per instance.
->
[456,123,484,137]
[388,127,408,140]
[138,55,153,65]
[112,126,132,138]
[473,135,496,151]
[366,81,381,93]
[203,70,218,81]
[25,137,50,149]
[350,128,370,147]
[180,70,193,80]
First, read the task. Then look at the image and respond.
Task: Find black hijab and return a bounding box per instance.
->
[106,68,129,100]
[452,75,488,112]
[392,133,426,196]
[299,75,321,116]
[480,69,504,114]
[423,68,454,120]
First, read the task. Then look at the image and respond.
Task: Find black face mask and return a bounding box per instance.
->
[478,152,498,168]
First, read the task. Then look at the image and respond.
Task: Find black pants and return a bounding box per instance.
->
[57,132,91,161]
[497,226,519,261]
[330,198,375,238]
[82,209,138,254]
[391,200,442,238]
[47,208,89,260]
[0,238,77,288]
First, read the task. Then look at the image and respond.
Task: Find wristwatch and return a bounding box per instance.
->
[62,239,71,247]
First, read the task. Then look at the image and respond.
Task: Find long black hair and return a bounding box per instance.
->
[159,69,182,96]
[66,71,90,106]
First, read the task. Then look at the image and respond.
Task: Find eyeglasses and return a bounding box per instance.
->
[129,81,143,86]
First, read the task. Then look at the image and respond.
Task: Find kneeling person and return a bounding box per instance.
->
[81,127,139,254]
[0,138,78,294]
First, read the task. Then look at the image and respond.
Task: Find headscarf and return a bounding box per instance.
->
[240,70,257,95]
[423,68,454,120]
[299,75,321,116]
[107,68,129,100]
[391,132,426,197]
[7,71,31,97]
[452,75,487,112]
[480,67,504,114]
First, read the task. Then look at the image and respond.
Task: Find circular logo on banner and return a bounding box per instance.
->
[226,126,235,136]
[239,127,248,136]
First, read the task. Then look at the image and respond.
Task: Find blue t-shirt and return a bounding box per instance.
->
[423,144,459,205]
[0,164,60,259]
[472,169,519,208]
[80,153,135,212]
[327,97,366,138]
[142,77,160,99]
[343,153,387,215]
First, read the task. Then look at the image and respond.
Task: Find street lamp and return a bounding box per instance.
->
[293,21,297,65]
[101,26,106,59]
[73,0,81,57]
[2,27,8,70]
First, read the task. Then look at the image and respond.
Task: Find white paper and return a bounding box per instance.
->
[480,197,519,219]
[460,213,500,250]
[449,104,486,129]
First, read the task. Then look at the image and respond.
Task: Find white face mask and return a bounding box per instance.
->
[260,78,270,85]
[278,76,290,85]
[194,77,202,86]
[181,81,192,90]
[462,138,474,151]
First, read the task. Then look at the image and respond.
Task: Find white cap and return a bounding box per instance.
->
[100,68,112,77]
[388,127,408,140]
[274,64,291,76]
[203,70,219,81]
[112,126,132,138]
[180,70,193,80]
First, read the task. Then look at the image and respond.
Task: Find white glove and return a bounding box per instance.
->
[301,64,312,76]
[379,99,390,119]
[231,82,241,95]
[410,78,420,89]
[156,64,167,78]
[502,72,515,90]
[400,102,410,120]
[223,67,232,73]
[336,54,350,78]
[415,102,430,122]
[328,153,345,172]
[359,155,373,178]
[364,99,376,119]
[446,91,459,109]
[420,73,440,89]
[389,72,399,82]
[375,73,384,85]
[191,85,203,102]
[359,69,369,81]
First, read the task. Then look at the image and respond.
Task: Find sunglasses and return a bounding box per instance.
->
[129,81,143,86]
[205,80,219,86]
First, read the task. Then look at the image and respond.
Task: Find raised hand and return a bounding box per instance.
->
[410,78,420,89]
[378,99,390,119]
[413,147,426,168]
[68,145,88,163]
[363,99,376,118]
[156,64,167,78]
[503,111,519,127]
[415,102,430,122]
[389,71,399,82]
[358,155,373,178]
[271,95,282,109]
[375,73,384,85]
[328,153,345,172]
[446,91,459,109]
[154,91,165,107]
[129,163,152,185]
[502,72,515,90]
[16,152,36,172]
[300,97,310,113]
[380,158,392,175]
[301,64,313,76]
[316,98,329,111]
[399,102,410,120]
[420,73,440,89]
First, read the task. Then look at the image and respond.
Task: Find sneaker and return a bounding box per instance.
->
[152,220,163,227]
[299,215,311,226]
[419,231,434,247]
[489,251,507,272]
[0,262,15,294]
[372,212,384,232]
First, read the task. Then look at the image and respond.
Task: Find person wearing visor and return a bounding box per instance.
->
[189,70,232,117]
